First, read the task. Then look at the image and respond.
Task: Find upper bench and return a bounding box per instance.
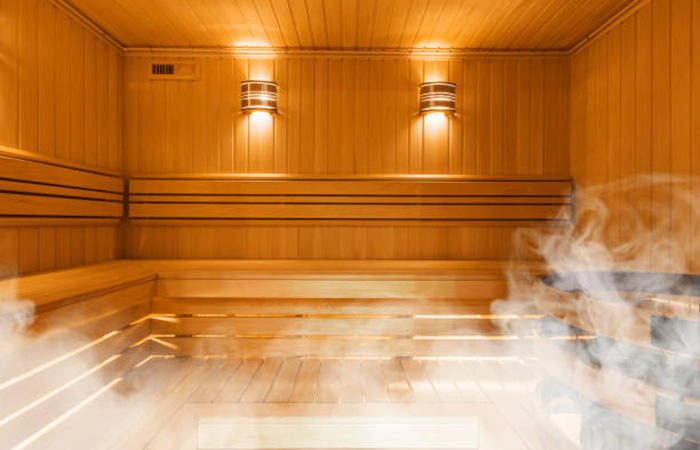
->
[0,146,124,226]
[128,174,573,226]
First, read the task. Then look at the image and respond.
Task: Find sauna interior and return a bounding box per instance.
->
[1,0,699,449]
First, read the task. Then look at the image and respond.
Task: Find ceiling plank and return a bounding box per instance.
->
[65,0,639,51]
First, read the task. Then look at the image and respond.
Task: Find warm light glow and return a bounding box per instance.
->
[9,377,123,450]
[249,110,274,123]
[149,337,179,350]
[415,356,524,362]
[414,42,449,49]
[231,40,271,48]
[0,329,125,393]
[0,355,122,428]
[424,111,448,128]
[413,335,530,340]
[249,61,274,80]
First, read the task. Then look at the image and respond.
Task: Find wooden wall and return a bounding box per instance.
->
[0,0,123,278]
[570,0,700,272]
[124,54,570,260]
[124,56,569,176]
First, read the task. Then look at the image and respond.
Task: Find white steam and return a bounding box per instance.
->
[494,175,700,449]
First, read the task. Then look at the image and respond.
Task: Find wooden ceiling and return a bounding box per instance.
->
[66,0,636,51]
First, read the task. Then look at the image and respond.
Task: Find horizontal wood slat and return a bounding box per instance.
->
[0,193,122,218]
[129,175,573,196]
[129,176,573,225]
[0,148,124,225]
[0,260,156,312]
[151,317,529,336]
[131,195,572,205]
[155,337,533,358]
[131,203,566,221]
[0,147,123,193]
[157,279,509,300]
[146,259,527,357]
[152,297,496,316]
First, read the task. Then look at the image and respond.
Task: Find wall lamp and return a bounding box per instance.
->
[419,82,456,115]
[241,80,278,114]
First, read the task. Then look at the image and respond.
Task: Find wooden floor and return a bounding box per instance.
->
[164,356,501,405]
[37,355,577,450]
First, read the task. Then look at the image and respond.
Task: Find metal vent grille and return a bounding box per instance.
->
[149,62,200,80]
[151,64,175,75]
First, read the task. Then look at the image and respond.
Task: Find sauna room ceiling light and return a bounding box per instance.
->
[241,80,278,114]
[419,82,456,115]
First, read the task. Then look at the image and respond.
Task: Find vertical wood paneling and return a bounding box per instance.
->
[37,0,55,159]
[0,0,20,148]
[570,0,700,274]
[0,225,119,279]
[1,0,122,170]
[669,0,692,272]
[124,55,569,177]
[123,54,569,261]
[19,0,39,154]
[692,0,700,274]
[651,0,671,270]
[0,0,123,278]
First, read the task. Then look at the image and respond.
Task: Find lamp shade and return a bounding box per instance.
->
[419,81,456,114]
[241,80,278,113]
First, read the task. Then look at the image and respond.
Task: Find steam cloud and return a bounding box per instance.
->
[493,175,700,449]
[1,175,698,450]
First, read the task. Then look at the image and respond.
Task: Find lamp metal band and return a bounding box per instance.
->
[420,82,456,114]
[241,80,278,113]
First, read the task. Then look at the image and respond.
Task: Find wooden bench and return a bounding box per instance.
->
[0,146,123,225]
[129,174,573,226]
[0,261,156,449]
[0,258,546,449]
[141,259,542,358]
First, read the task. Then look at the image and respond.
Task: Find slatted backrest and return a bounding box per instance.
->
[129,174,573,225]
[0,147,124,224]
[142,260,542,358]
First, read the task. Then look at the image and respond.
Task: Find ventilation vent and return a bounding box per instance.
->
[152,64,174,75]
[149,61,200,80]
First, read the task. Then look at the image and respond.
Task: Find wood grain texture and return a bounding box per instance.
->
[570,0,700,273]
[0,265,153,450]
[123,55,570,260]
[155,337,532,358]
[0,148,124,223]
[0,0,122,170]
[128,175,572,225]
[124,56,569,177]
[0,260,156,312]
[66,0,636,51]
[143,258,533,357]
[0,0,123,278]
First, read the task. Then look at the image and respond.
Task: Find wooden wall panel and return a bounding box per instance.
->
[124,56,569,176]
[0,0,122,169]
[123,55,570,260]
[0,0,123,278]
[126,225,543,261]
[0,225,120,279]
[570,0,700,273]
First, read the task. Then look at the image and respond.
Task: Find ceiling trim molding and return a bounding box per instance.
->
[48,0,125,52]
[568,0,651,55]
[122,47,570,59]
